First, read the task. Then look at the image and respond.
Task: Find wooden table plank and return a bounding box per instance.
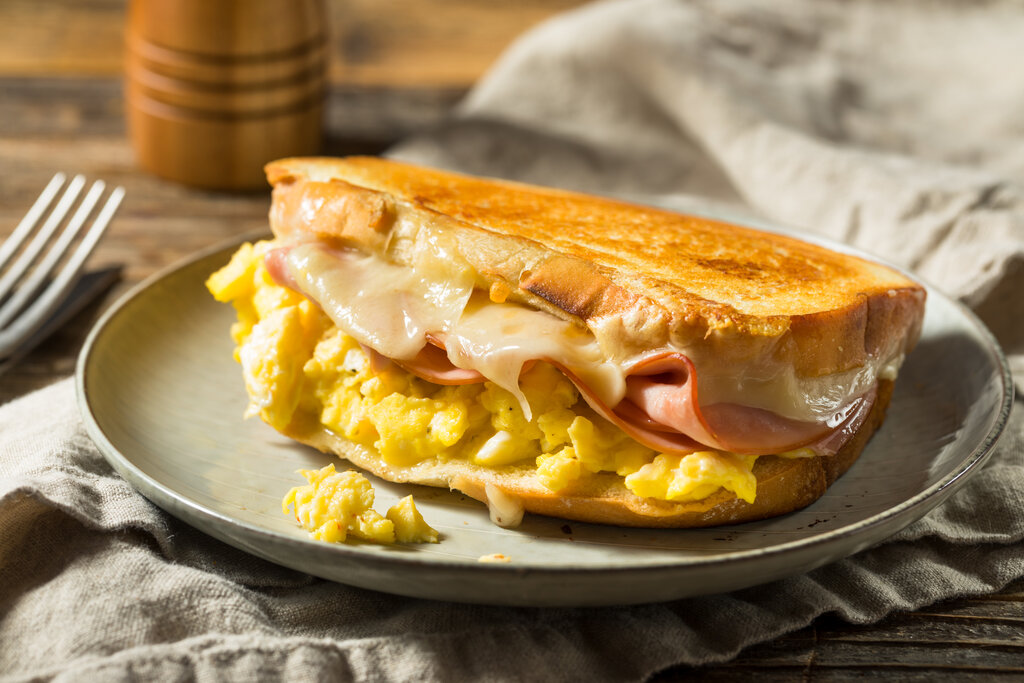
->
[0,0,587,87]
[0,0,126,76]
[654,577,1024,679]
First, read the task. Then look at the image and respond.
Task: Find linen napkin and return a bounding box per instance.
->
[3,0,1024,680]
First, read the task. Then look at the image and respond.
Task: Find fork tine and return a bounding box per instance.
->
[0,266,121,377]
[0,180,106,330]
[0,174,85,302]
[0,173,66,272]
[0,186,124,358]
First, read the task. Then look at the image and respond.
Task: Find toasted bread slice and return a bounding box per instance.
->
[265,156,925,377]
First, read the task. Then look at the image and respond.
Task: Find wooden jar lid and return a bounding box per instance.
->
[125,0,326,191]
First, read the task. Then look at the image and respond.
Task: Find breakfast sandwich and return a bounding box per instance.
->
[206,156,925,529]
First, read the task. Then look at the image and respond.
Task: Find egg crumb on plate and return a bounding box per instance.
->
[387,494,440,543]
[282,463,439,545]
[478,553,512,563]
[208,240,790,519]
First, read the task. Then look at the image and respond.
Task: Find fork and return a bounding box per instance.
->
[0,173,124,363]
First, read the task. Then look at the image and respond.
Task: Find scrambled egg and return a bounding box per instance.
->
[388,495,440,544]
[207,240,763,510]
[282,463,439,544]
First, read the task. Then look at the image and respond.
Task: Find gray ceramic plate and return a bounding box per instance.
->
[77,224,1012,607]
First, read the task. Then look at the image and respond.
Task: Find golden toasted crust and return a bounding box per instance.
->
[265,157,925,377]
[284,381,891,529]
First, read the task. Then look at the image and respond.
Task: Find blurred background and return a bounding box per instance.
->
[2,0,586,86]
[0,0,587,151]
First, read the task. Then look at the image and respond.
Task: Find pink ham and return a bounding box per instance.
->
[264,247,295,289]
[371,336,486,385]
[621,353,870,456]
[550,362,707,454]
[378,344,875,457]
[380,340,874,457]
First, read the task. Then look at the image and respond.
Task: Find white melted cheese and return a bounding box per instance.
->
[286,243,473,360]
[695,354,897,423]
[285,242,625,419]
[284,242,901,424]
[441,294,626,419]
[484,483,525,529]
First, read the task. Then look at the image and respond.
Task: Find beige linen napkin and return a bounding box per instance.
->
[3,1,1024,680]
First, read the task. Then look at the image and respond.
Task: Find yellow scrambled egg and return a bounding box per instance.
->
[207,240,762,512]
[282,463,439,544]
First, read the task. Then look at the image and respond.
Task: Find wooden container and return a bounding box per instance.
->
[125,0,326,191]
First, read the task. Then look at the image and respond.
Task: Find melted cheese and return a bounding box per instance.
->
[695,354,895,423]
[484,483,525,528]
[285,243,625,419]
[286,242,474,360]
[442,294,625,419]
[282,242,899,424]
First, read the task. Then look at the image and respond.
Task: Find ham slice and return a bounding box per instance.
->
[558,355,873,457]
[621,353,867,456]
[363,341,873,458]
[552,362,707,454]
[372,336,486,385]
[264,247,295,290]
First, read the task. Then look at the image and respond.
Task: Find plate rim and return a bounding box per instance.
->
[75,218,1014,583]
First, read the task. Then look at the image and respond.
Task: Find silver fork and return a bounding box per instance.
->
[0,173,125,363]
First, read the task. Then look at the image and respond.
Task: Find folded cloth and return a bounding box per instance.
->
[3,0,1024,680]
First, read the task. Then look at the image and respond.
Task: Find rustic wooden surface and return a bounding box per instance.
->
[2,2,1023,679]
[0,0,586,87]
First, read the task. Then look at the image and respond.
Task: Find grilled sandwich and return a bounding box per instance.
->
[206,156,925,528]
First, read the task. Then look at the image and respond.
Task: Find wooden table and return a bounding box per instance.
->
[2,1,1022,678]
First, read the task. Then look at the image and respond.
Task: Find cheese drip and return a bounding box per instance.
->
[441,294,626,419]
[286,243,473,360]
[283,243,624,418]
[283,242,901,425]
[696,359,885,423]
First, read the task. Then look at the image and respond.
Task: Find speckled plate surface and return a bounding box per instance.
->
[77,222,1012,606]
